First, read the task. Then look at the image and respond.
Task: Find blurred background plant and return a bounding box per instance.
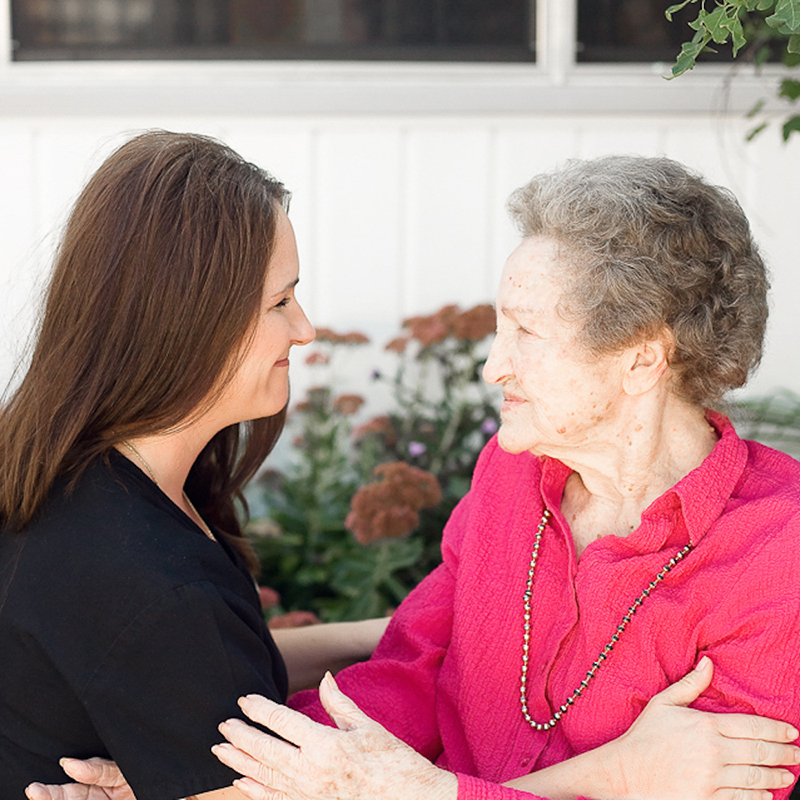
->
[728,388,800,456]
[248,303,499,624]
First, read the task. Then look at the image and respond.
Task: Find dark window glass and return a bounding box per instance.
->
[577,0,778,64]
[11,0,535,61]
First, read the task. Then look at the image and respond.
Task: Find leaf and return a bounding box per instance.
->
[780,78,800,100]
[671,33,713,76]
[766,0,800,31]
[665,0,698,20]
[729,15,747,54]
[746,97,767,117]
[757,0,777,9]
[746,122,769,140]
[782,114,800,139]
[790,33,800,52]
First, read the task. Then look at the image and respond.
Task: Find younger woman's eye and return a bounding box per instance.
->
[274,297,290,309]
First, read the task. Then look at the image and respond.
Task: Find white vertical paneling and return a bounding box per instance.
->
[662,116,751,198]
[221,122,318,318]
[577,120,662,159]
[743,131,800,396]
[0,128,39,387]
[0,0,11,67]
[404,126,493,314]
[314,125,403,327]
[491,121,581,280]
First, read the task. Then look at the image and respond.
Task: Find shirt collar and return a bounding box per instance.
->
[537,409,749,549]
[659,409,748,546]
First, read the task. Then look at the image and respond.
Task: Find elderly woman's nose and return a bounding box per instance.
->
[482,336,508,385]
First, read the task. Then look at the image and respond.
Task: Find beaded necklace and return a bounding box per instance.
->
[520,508,693,731]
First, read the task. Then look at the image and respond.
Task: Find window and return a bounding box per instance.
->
[11,0,535,61]
[576,0,775,65]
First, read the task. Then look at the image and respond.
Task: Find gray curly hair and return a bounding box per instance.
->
[508,155,769,406]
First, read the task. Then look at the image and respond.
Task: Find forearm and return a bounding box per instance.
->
[272,617,391,694]
[502,743,618,800]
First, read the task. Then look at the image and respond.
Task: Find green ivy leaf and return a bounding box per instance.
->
[767,0,800,31]
[746,121,769,140]
[666,0,698,20]
[729,14,747,53]
[789,32,800,51]
[782,114,800,138]
[671,32,713,76]
[757,0,777,10]
[780,78,800,99]
[746,97,767,116]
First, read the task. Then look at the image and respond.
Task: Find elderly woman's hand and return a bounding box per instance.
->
[213,672,458,800]
[25,758,134,800]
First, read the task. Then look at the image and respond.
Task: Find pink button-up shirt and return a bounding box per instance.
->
[291,412,800,799]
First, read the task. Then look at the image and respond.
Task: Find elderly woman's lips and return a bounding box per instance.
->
[501,394,525,410]
[274,358,290,367]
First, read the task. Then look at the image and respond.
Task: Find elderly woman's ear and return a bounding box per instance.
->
[621,329,674,397]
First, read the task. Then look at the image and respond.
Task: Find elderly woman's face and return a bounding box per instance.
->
[483,235,629,457]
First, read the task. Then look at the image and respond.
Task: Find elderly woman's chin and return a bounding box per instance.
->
[495,420,540,456]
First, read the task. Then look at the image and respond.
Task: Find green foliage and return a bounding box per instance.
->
[248,304,499,622]
[666,0,800,140]
[729,389,800,456]
[667,0,800,76]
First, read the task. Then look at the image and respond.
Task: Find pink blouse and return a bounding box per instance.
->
[291,412,800,799]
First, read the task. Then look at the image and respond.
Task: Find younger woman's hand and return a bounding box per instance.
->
[213,671,458,800]
[25,758,133,800]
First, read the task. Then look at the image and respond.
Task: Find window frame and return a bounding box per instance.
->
[0,0,787,116]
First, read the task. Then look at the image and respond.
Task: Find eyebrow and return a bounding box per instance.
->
[498,304,540,319]
[268,277,300,298]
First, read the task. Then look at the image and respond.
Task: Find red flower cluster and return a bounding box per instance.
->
[352,415,398,447]
[314,327,371,345]
[345,462,442,545]
[451,303,496,342]
[394,302,495,348]
[333,393,365,416]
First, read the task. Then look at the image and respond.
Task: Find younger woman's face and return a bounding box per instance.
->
[211,208,315,428]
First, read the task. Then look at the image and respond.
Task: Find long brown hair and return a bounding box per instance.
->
[0,130,290,572]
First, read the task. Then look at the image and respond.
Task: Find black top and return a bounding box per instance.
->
[0,450,287,800]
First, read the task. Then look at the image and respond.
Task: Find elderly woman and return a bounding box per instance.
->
[210,156,800,800]
[32,156,800,800]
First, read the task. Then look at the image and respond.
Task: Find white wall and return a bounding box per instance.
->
[0,106,798,402]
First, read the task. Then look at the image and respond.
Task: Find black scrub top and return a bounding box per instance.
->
[0,450,287,800]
